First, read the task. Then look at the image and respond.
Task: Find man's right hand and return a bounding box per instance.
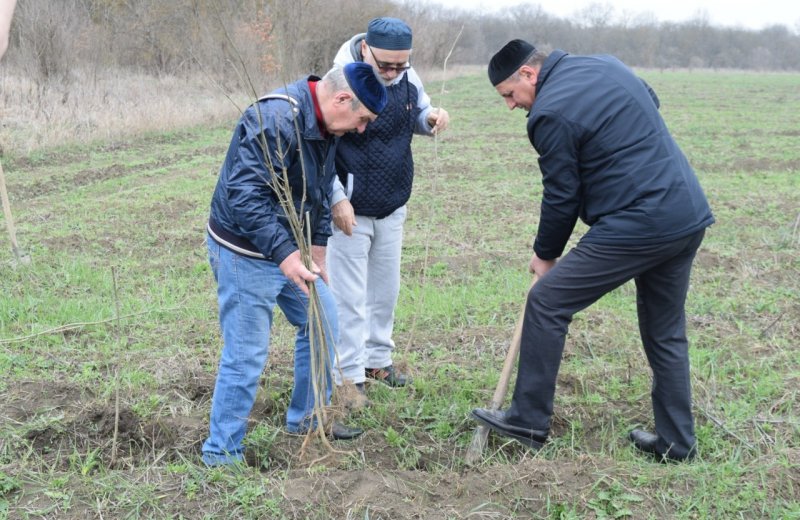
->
[332,199,356,236]
[279,250,318,295]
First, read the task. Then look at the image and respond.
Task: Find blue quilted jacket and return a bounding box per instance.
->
[330,34,435,218]
[335,73,420,218]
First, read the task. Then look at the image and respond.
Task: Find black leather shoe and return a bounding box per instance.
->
[329,422,364,440]
[629,429,658,454]
[471,408,548,449]
[366,365,409,387]
[629,429,695,462]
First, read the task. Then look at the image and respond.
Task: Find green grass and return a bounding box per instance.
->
[1,69,798,518]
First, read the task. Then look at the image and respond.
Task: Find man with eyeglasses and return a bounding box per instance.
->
[327,17,449,402]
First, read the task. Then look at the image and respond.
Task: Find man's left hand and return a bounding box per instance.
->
[428,107,449,134]
[312,245,328,284]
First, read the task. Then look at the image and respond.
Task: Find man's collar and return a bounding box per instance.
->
[307,79,328,138]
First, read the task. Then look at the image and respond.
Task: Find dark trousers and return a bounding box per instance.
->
[508,229,705,459]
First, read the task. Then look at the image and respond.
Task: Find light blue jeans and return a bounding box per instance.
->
[202,235,338,466]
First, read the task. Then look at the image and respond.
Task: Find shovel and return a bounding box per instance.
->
[0,157,29,265]
[465,276,535,465]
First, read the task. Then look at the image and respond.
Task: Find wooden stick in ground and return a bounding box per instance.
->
[465,276,536,465]
[0,157,26,262]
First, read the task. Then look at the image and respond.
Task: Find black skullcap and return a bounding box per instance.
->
[365,17,413,51]
[343,62,388,114]
[488,39,537,86]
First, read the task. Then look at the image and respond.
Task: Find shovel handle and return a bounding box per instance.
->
[486,307,524,410]
[486,275,537,411]
[0,158,21,256]
[464,276,538,466]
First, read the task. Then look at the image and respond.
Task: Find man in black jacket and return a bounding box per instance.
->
[472,40,714,462]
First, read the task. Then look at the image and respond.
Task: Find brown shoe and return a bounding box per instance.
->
[365,365,409,387]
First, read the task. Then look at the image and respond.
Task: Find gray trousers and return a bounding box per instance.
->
[327,206,407,384]
[508,229,705,459]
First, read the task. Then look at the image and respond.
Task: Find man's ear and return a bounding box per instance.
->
[335,91,354,106]
[519,65,537,83]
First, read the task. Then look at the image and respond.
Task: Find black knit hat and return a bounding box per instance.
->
[343,62,388,114]
[488,39,537,86]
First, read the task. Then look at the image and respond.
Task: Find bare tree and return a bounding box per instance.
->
[3,0,799,90]
[11,0,87,89]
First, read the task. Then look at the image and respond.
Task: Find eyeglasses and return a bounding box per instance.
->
[367,46,411,73]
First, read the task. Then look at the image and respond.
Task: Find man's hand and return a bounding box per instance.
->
[529,252,557,278]
[332,199,356,236]
[279,250,318,295]
[311,245,328,284]
[427,107,450,135]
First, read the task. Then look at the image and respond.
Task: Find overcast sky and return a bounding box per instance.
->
[423,0,800,31]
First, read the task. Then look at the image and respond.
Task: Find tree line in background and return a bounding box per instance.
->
[4,0,799,91]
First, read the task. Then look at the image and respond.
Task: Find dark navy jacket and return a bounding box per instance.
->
[330,33,435,218]
[335,73,420,218]
[528,50,715,260]
[208,77,336,265]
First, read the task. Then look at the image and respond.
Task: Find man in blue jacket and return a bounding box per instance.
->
[472,40,714,462]
[202,63,387,467]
